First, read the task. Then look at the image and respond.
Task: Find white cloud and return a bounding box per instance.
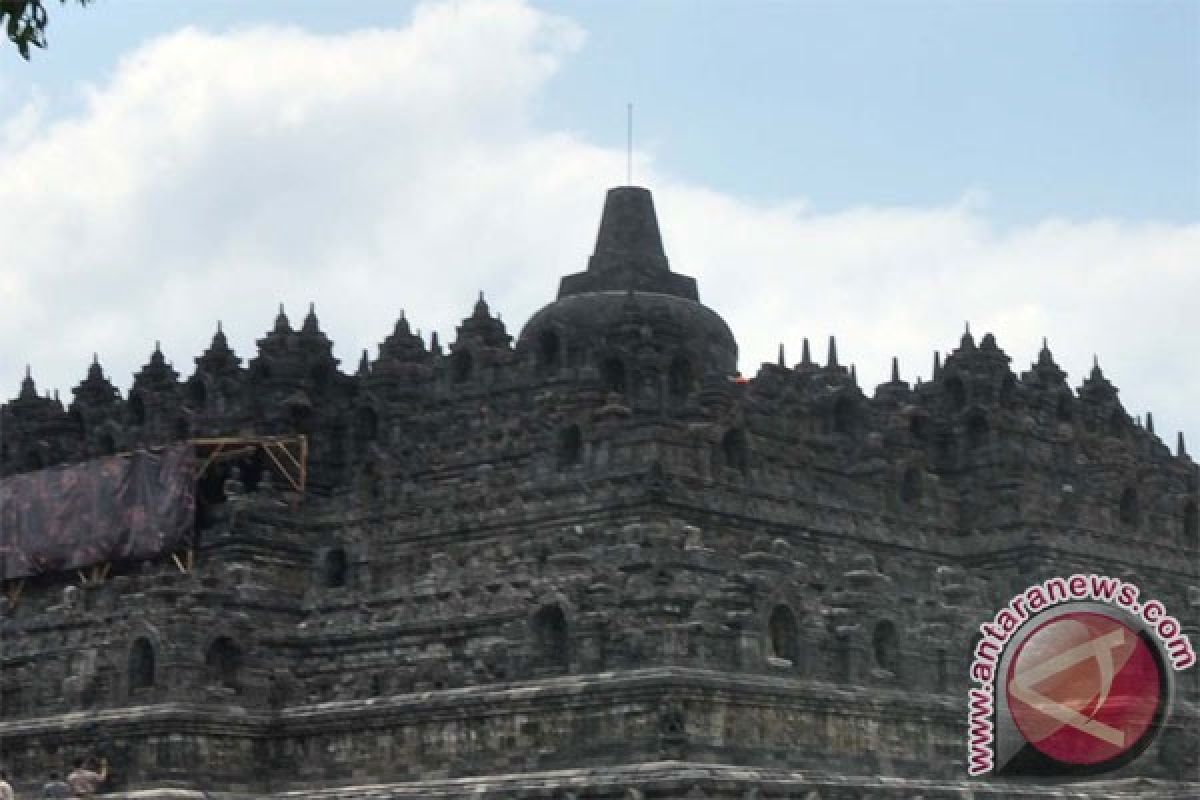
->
[0,0,1196,448]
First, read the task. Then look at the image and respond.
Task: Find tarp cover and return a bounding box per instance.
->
[0,444,195,581]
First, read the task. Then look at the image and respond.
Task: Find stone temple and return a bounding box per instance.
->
[0,187,1196,798]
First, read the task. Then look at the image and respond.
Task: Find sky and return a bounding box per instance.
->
[0,0,1197,447]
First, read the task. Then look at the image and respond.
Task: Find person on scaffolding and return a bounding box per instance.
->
[65,758,106,797]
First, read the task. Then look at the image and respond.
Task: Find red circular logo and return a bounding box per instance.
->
[1005,611,1162,766]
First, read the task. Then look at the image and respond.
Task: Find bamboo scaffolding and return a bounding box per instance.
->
[0,435,308,603]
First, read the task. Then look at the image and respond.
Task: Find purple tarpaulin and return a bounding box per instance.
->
[0,443,195,581]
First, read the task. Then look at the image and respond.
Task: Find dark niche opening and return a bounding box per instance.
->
[451,349,473,384]
[290,404,313,436]
[206,636,242,691]
[721,428,748,473]
[668,355,693,404]
[767,605,799,664]
[322,547,348,589]
[98,432,117,456]
[173,417,190,440]
[909,414,927,441]
[944,375,966,411]
[537,329,561,373]
[873,619,898,673]
[235,452,264,493]
[999,374,1017,407]
[965,412,989,451]
[188,378,207,411]
[833,395,856,434]
[23,448,43,471]
[1119,487,1139,527]
[129,638,156,690]
[531,604,569,671]
[557,424,582,468]
[600,356,626,395]
[1056,392,1073,422]
[1184,501,1198,542]
[900,467,922,505]
[128,393,146,426]
[356,405,379,443]
[68,409,86,438]
[310,362,331,388]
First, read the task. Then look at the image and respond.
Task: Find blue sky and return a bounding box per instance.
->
[15,0,1198,222]
[0,0,1197,445]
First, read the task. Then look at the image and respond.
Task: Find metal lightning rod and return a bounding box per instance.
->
[626,102,633,186]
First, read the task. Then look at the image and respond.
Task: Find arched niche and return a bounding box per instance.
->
[873,619,899,673]
[667,355,693,404]
[537,329,561,373]
[1119,486,1139,527]
[1109,408,1126,437]
[205,636,242,691]
[451,349,473,384]
[766,604,799,664]
[557,424,582,468]
[600,356,626,395]
[531,604,569,671]
[321,547,348,589]
[832,395,856,435]
[129,637,156,691]
[965,411,989,451]
[187,378,207,411]
[720,428,748,473]
[128,392,146,426]
[1056,392,1073,422]
[909,413,928,442]
[68,409,86,438]
[356,405,379,443]
[944,375,967,411]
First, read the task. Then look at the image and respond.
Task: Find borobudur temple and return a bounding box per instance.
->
[0,187,1196,798]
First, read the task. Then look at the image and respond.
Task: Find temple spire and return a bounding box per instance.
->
[827,336,839,369]
[1146,412,1155,435]
[933,351,942,379]
[801,338,812,366]
[557,187,698,300]
[1178,432,1188,459]
[18,365,36,400]
[302,302,320,334]
[891,356,900,383]
[777,343,786,368]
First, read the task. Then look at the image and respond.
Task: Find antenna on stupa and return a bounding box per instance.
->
[626,102,634,186]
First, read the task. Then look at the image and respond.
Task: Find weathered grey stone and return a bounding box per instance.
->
[0,187,1195,798]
